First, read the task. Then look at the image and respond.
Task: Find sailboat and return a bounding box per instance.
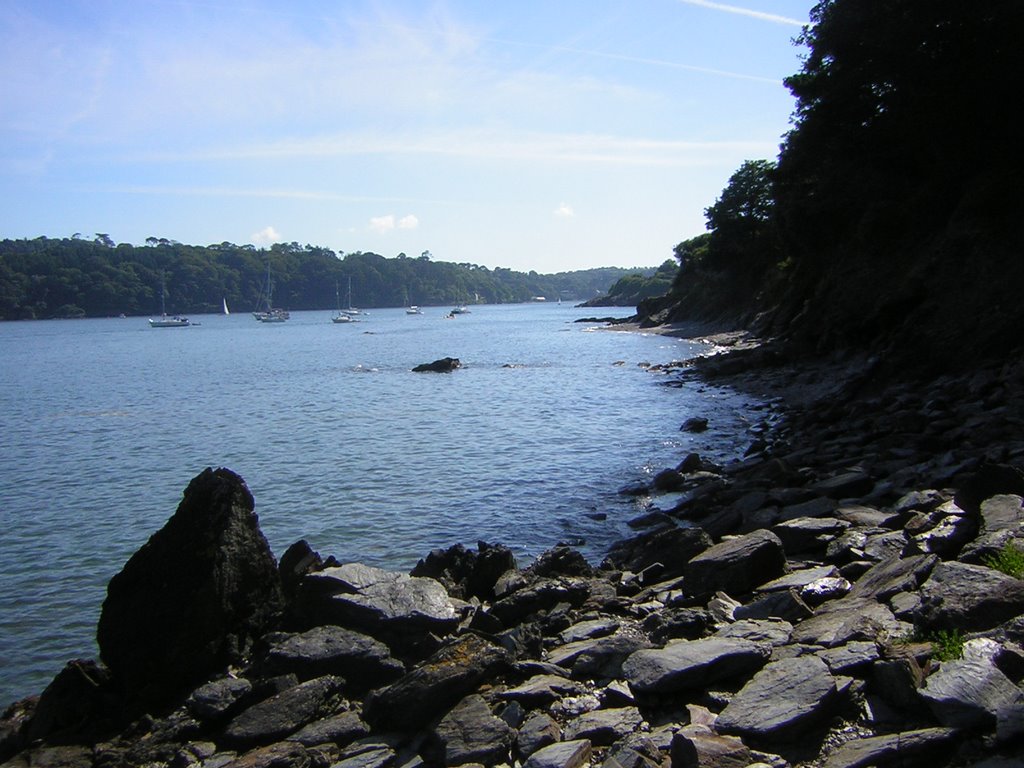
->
[148,271,191,327]
[332,282,355,324]
[340,277,367,316]
[253,262,289,322]
[222,297,230,315]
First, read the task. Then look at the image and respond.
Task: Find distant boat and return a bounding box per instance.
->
[222,297,230,315]
[405,306,423,315]
[253,262,289,322]
[450,305,470,314]
[339,276,367,316]
[332,282,356,324]
[149,271,191,328]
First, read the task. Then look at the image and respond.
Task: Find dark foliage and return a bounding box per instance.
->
[0,237,645,320]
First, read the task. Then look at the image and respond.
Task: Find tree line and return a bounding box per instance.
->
[0,238,651,320]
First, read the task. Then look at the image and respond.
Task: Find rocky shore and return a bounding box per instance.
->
[4,337,1024,768]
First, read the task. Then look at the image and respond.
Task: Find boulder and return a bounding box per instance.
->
[97,468,285,713]
[622,637,771,694]
[562,707,644,746]
[846,554,937,602]
[716,656,838,740]
[820,727,958,768]
[523,739,592,768]
[919,658,1024,732]
[412,357,461,373]
[684,530,787,598]
[362,633,508,730]
[295,562,461,654]
[790,598,907,647]
[186,676,253,723]
[603,527,712,579]
[428,694,514,766]
[261,626,405,692]
[488,577,591,627]
[915,561,1024,632]
[222,675,345,749]
[410,541,516,601]
[516,712,561,759]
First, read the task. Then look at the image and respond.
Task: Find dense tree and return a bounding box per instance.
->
[0,238,652,320]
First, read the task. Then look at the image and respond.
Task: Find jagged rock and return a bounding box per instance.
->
[223,741,311,768]
[562,707,644,746]
[681,417,709,433]
[262,626,404,692]
[915,561,1024,632]
[961,495,1024,562]
[603,527,712,579]
[801,576,852,607]
[907,512,977,558]
[362,633,508,730]
[642,607,713,643]
[411,541,517,601]
[919,658,1024,733]
[186,676,253,723]
[622,637,771,694]
[809,469,874,500]
[516,712,561,759]
[772,516,851,554]
[428,694,514,766]
[715,618,793,647]
[96,468,285,713]
[846,554,937,601]
[279,540,325,601]
[820,727,958,768]
[817,642,880,675]
[716,656,838,739]
[295,562,461,653]
[222,675,345,750]
[684,530,787,599]
[790,598,908,647]
[412,357,461,373]
[563,629,655,680]
[488,577,590,627]
[602,734,663,768]
[497,674,586,707]
[670,726,751,768]
[287,711,368,748]
[523,739,592,768]
[559,618,620,645]
[24,660,119,746]
[733,589,813,623]
[529,546,595,578]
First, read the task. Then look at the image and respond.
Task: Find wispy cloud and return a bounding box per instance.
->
[369,214,420,233]
[554,203,575,218]
[677,0,805,27]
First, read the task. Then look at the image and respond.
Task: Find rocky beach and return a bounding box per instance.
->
[3,328,1024,768]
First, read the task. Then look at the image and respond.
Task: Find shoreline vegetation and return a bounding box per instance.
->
[3,322,1024,767]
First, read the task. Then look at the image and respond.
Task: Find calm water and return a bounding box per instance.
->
[0,303,760,704]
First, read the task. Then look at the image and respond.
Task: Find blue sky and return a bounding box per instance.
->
[0,1,810,272]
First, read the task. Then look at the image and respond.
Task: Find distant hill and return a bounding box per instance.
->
[0,237,653,320]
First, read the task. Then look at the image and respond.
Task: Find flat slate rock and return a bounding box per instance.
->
[847,554,937,602]
[622,637,771,694]
[821,727,958,768]
[516,712,561,759]
[496,674,586,706]
[222,675,345,749]
[523,739,592,768]
[561,707,644,746]
[915,560,1024,631]
[263,626,405,691]
[716,655,837,739]
[790,598,907,647]
[684,530,787,599]
[759,565,841,593]
[919,658,1024,731]
[287,711,368,748]
[670,726,751,768]
[430,694,514,766]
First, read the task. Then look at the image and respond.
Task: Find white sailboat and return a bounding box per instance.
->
[148,271,191,328]
[340,277,367,316]
[222,297,230,315]
[253,262,289,322]
[332,282,356,323]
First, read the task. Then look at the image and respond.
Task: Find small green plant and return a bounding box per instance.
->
[929,629,965,662]
[984,541,1024,579]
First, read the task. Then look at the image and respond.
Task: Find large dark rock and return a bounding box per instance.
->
[411,541,516,601]
[221,675,345,750]
[362,633,509,730]
[622,637,771,694]
[603,527,712,579]
[24,660,120,746]
[96,468,285,713]
[427,694,514,766]
[915,561,1024,632]
[684,530,788,599]
[261,626,405,693]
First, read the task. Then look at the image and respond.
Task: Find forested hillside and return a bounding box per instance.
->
[0,238,648,320]
[646,0,1024,370]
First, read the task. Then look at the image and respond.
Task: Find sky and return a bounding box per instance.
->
[0,0,812,273]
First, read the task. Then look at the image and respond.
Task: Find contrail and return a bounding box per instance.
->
[678,0,805,27]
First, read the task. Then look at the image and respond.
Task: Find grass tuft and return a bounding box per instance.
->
[984,541,1024,579]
